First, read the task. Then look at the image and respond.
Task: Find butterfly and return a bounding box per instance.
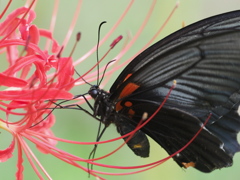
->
[87,10,240,172]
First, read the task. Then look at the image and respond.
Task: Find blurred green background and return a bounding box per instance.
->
[1,0,240,179]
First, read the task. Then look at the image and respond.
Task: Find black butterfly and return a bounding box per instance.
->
[87,10,240,172]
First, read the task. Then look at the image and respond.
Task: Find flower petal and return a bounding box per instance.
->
[57,57,74,90]
[0,138,15,162]
[0,88,73,100]
[0,73,27,87]
[39,29,60,53]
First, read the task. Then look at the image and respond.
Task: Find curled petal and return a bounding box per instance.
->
[39,29,60,53]
[0,7,27,35]
[0,7,35,37]
[57,57,74,90]
[3,54,46,76]
[0,88,73,100]
[25,7,36,24]
[0,39,47,59]
[19,24,40,47]
[7,100,29,109]
[28,25,40,45]
[0,73,27,87]
[0,138,15,162]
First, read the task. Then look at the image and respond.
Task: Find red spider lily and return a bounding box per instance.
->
[0,1,75,179]
[0,0,211,180]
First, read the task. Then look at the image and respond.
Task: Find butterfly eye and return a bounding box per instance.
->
[88,85,99,99]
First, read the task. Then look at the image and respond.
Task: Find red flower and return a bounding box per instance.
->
[0,1,75,179]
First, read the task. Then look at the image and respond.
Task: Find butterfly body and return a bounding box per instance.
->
[89,10,240,172]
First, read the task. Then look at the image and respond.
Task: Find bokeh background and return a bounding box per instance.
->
[1,0,240,179]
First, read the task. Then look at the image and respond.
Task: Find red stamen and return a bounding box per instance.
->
[110,35,123,49]
[76,32,81,42]
[57,46,64,58]
[0,0,12,19]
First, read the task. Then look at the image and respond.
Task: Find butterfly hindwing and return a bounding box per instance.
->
[126,102,235,172]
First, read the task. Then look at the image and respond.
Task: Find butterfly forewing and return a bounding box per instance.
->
[110,10,240,93]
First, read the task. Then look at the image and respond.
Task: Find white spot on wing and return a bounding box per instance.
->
[238,106,240,116]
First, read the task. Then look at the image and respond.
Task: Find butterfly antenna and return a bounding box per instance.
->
[98,59,116,85]
[96,21,107,86]
[74,68,92,86]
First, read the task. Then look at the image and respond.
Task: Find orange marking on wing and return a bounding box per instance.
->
[116,82,139,111]
[182,162,196,168]
[128,109,135,116]
[125,101,132,107]
[124,73,132,82]
[117,74,133,88]
[116,102,123,112]
[133,144,143,149]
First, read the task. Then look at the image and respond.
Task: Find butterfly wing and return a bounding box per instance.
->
[110,10,240,92]
[110,10,240,172]
[124,102,239,172]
